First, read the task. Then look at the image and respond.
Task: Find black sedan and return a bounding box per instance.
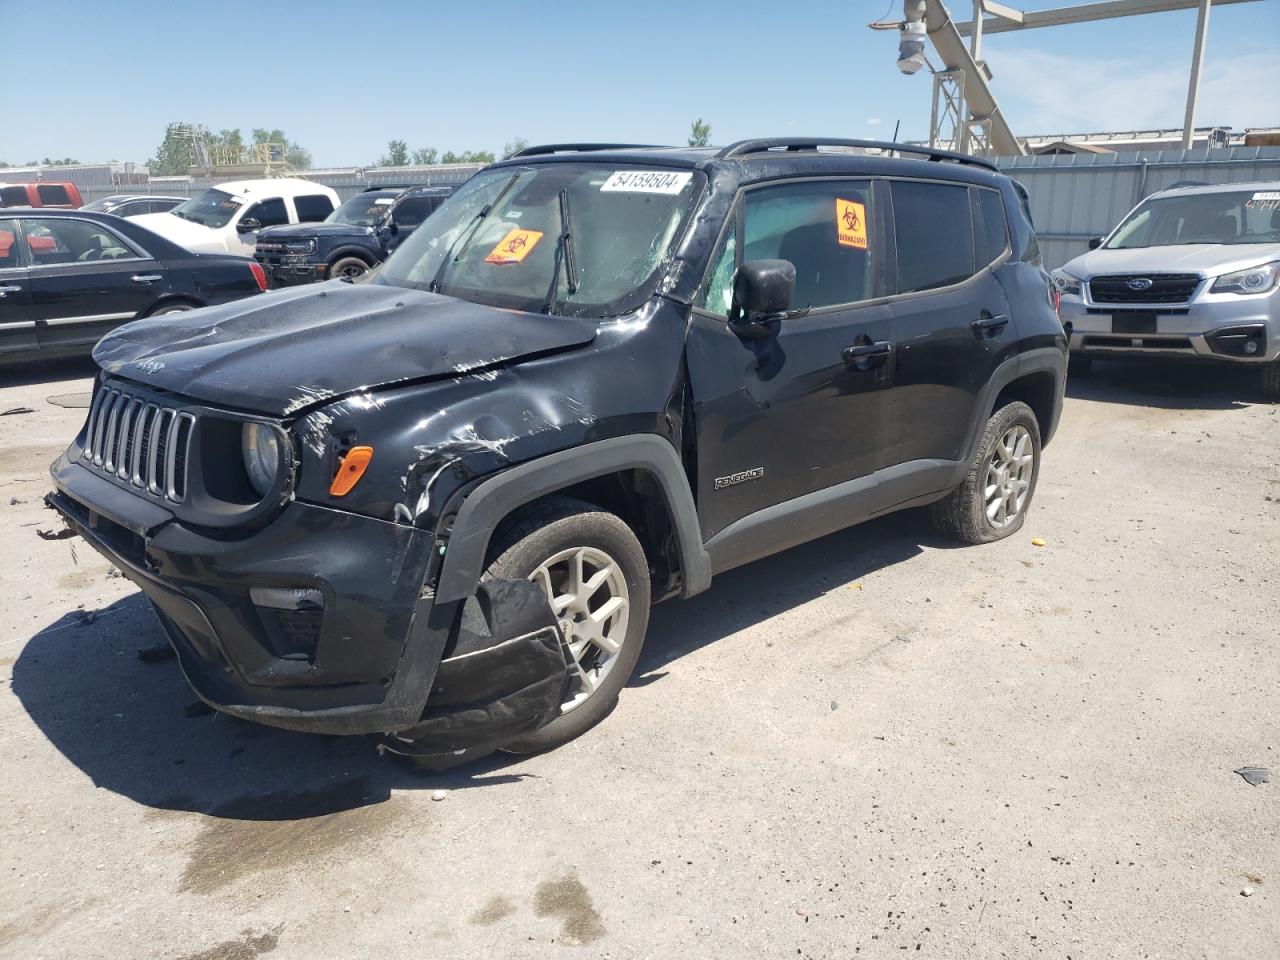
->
[0,208,267,362]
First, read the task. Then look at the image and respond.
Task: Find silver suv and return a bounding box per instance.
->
[1054,181,1280,399]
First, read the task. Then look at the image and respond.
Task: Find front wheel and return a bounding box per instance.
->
[328,256,370,281]
[1263,359,1280,402]
[483,496,650,753]
[930,400,1042,544]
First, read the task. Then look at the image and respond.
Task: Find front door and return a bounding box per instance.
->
[685,177,897,541]
[880,180,1019,467]
[20,216,170,353]
[0,221,35,356]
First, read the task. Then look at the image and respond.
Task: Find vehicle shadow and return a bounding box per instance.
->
[10,510,941,820]
[1066,358,1267,410]
[0,355,97,389]
[640,508,939,679]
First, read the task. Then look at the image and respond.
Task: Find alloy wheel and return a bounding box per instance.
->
[529,546,630,714]
[984,424,1034,528]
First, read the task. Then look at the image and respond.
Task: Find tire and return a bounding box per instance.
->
[328,256,370,281]
[930,400,1042,545]
[1069,355,1092,377]
[482,496,650,754]
[1263,360,1280,402]
[147,301,197,317]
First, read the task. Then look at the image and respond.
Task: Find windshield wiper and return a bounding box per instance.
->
[429,173,520,295]
[541,188,579,315]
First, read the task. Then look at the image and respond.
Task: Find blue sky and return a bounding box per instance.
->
[2,0,1277,166]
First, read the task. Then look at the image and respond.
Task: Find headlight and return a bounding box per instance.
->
[241,422,282,497]
[285,239,317,254]
[1051,269,1082,297]
[1211,261,1280,295]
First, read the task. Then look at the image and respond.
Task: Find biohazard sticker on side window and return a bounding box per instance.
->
[484,228,544,264]
[600,171,694,195]
[836,198,868,249]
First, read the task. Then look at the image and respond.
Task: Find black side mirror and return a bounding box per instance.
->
[1087,237,1104,250]
[729,259,795,339]
[237,218,262,234]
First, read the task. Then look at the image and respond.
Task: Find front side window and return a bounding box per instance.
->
[18,218,140,266]
[1107,189,1280,248]
[892,181,975,294]
[170,189,244,228]
[294,194,335,222]
[243,197,289,228]
[697,217,737,317]
[390,196,438,229]
[380,164,703,318]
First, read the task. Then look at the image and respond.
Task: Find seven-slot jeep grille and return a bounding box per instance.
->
[82,386,195,502]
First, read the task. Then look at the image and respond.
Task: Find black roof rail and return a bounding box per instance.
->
[506,143,664,159]
[714,138,999,172]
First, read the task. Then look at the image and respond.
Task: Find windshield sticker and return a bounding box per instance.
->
[600,171,694,195]
[373,198,394,205]
[1247,191,1280,210]
[485,228,544,264]
[836,198,868,249]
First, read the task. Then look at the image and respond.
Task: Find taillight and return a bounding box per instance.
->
[249,261,268,292]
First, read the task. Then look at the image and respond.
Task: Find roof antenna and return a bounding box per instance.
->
[892,120,901,143]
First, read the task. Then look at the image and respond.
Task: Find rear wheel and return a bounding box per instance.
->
[482,496,650,753]
[1263,360,1280,402]
[930,400,1042,545]
[147,301,197,317]
[328,256,370,281]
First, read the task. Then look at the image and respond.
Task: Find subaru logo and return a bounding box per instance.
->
[1127,277,1154,291]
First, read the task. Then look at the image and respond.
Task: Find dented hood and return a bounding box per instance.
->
[93,282,597,416]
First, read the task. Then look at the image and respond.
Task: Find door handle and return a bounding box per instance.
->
[971,314,1009,335]
[131,274,163,284]
[0,284,21,296]
[843,340,895,361]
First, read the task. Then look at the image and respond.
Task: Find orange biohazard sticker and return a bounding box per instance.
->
[836,199,868,249]
[484,228,544,264]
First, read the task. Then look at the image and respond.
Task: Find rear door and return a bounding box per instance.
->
[20,216,172,352]
[0,220,36,356]
[880,179,1016,468]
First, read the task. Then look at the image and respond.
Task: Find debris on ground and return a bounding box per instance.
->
[136,644,176,664]
[1241,888,1254,897]
[36,527,76,541]
[74,609,98,626]
[1031,538,1047,547]
[431,790,447,802]
[46,392,93,409]
[1,406,35,416]
[1234,766,1270,786]
[106,566,124,579]
[9,498,23,506]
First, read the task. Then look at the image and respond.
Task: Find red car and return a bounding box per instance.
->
[0,181,84,209]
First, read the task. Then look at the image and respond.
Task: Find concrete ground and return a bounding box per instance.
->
[0,356,1276,960]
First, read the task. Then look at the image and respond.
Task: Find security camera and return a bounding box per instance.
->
[897,20,927,75]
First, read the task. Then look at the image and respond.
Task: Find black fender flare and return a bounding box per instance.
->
[958,346,1066,469]
[435,434,711,604]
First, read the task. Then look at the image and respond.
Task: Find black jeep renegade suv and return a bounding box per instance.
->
[48,139,1066,762]
[254,185,453,286]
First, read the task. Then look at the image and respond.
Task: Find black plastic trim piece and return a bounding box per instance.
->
[715,138,999,171]
[436,434,710,604]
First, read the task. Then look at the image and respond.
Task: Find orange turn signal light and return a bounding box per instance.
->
[330,445,373,497]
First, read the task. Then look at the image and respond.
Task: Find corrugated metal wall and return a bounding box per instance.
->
[996,146,1280,270]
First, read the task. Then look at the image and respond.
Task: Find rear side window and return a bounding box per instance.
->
[18,217,140,266]
[294,194,334,222]
[974,188,1009,268]
[1,186,29,207]
[244,197,289,228]
[37,184,71,206]
[891,181,974,294]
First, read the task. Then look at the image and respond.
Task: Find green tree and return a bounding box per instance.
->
[148,128,193,176]
[379,139,410,166]
[688,118,712,147]
[211,128,245,164]
[411,147,439,165]
[502,137,529,158]
[441,149,496,164]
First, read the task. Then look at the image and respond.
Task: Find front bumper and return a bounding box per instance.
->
[254,253,326,288]
[1061,288,1280,363]
[47,455,569,743]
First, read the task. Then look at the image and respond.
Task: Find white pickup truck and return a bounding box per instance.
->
[132,178,340,256]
